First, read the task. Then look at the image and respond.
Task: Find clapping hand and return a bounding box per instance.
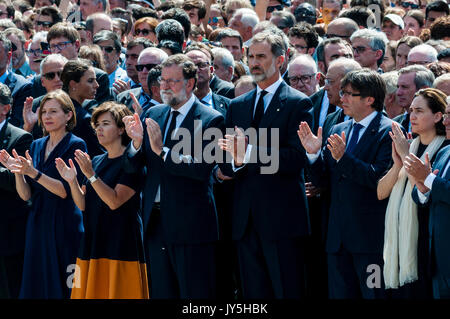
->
[130,92,143,116]
[389,122,409,161]
[0,149,21,171]
[123,113,144,149]
[74,150,95,179]
[297,122,322,154]
[327,132,346,161]
[55,158,77,184]
[112,79,131,95]
[8,150,36,177]
[23,97,39,133]
[145,117,163,156]
[218,126,248,166]
[391,142,403,168]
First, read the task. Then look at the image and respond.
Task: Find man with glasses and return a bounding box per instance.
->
[0,33,32,129]
[182,0,207,27]
[93,31,129,88]
[325,18,359,45]
[299,69,395,299]
[117,47,168,114]
[3,28,34,78]
[34,6,63,32]
[123,54,225,298]
[265,0,286,20]
[400,0,420,12]
[288,22,319,55]
[407,43,438,66]
[350,29,388,72]
[288,54,320,97]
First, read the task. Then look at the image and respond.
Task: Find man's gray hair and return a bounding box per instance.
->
[138,47,169,64]
[233,8,259,28]
[250,31,285,57]
[328,57,362,74]
[0,82,12,105]
[381,71,399,95]
[0,19,15,30]
[408,44,438,63]
[433,73,450,88]
[288,54,317,74]
[212,47,235,71]
[3,27,26,45]
[350,28,388,66]
[398,64,435,89]
[40,54,68,74]
[32,31,48,44]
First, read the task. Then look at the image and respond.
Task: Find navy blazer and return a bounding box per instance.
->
[210,76,235,99]
[0,121,32,255]
[4,72,33,128]
[220,80,313,241]
[311,112,393,254]
[412,145,450,277]
[210,93,230,118]
[126,99,225,244]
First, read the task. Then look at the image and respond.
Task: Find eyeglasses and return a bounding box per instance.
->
[43,71,62,80]
[267,5,283,13]
[49,41,73,52]
[208,16,224,24]
[26,48,43,56]
[339,90,362,98]
[292,44,308,51]
[195,62,210,69]
[99,45,115,53]
[135,28,153,36]
[157,76,184,86]
[352,46,372,54]
[36,21,53,27]
[401,2,419,9]
[324,78,335,86]
[136,63,157,71]
[289,74,315,85]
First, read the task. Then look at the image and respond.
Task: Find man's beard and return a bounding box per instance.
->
[250,59,277,83]
[161,88,187,107]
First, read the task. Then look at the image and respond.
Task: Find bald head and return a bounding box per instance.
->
[326,18,359,43]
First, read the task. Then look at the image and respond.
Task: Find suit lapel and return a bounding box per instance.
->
[238,90,257,130]
[0,121,10,150]
[258,82,287,129]
[437,147,450,178]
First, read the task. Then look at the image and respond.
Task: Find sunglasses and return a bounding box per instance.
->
[208,16,223,24]
[401,2,419,9]
[36,21,53,27]
[135,28,153,36]
[136,63,157,71]
[43,71,62,80]
[100,46,115,53]
[267,5,283,13]
[26,48,43,56]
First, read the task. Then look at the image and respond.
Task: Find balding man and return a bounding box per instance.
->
[433,73,450,95]
[326,18,359,44]
[407,44,438,66]
[288,54,319,97]
[381,71,403,119]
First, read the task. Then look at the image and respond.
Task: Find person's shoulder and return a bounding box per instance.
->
[195,100,223,120]
[68,132,88,146]
[230,89,255,105]
[6,121,32,138]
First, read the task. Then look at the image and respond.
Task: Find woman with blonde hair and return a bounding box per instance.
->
[378,88,449,298]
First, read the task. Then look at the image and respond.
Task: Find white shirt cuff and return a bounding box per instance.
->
[307,149,321,164]
[130,141,140,155]
[424,173,437,190]
[162,146,170,161]
[417,189,430,204]
[231,144,252,172]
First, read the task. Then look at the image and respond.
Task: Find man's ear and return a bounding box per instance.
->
[276,54,285,69]
[74,39,81,51]
[307,47,315,56]
[318,61,326,74]
[375,49,383,61]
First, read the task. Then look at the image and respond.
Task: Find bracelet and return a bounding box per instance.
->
[33,171,42,182]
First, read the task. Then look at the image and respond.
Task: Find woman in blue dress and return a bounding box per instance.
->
[0,90,86,298]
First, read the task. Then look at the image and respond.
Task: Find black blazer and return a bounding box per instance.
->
[310,112,394,254]
[220,81,313,241]
[211,93,230,118]
[0,121,33,256]
[310,88,326,134]
[4,72,33,128]
[116,87,144,112]
[412,145,450,277]
[210,75,235,99]
[126,99,225,244]
[29,75,46,99]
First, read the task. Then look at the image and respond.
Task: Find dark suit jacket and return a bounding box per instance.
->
[412,145,450,277]
[0,121,32,256]
[310,112,393,254]
[310,88,333,135]
[126,99,225,244]
[4,72,33,129]
[394,112,410,132]
[116,87,144,112]
[220,81,313,241]
[29,75,46,99]
[210,75,235,99]
[211,93,230,118]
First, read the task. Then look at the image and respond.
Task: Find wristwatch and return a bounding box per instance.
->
[88,174,98,184]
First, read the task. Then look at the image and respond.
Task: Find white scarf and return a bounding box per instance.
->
[383,135,445,289]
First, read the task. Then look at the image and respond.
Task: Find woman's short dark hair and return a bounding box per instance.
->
[91,101,132,146]
[414,88,447,136]
[61,59,91,93]
[39,89,77,134]
[341,69,386,112]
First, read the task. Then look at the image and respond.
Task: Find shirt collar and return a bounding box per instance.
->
[171,94,195,117]
[0,70,9,84]
[353,110,378,128]
[256,77,283,96]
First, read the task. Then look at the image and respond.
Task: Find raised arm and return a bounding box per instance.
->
[55,157,86,210]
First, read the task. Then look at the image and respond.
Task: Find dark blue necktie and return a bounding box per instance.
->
[346,123,363,154]
[252,90,268,128]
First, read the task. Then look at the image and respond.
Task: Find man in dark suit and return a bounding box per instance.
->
[210,73,235,99]
[219,31,313,299]
[408,102,450,299]
[123,54,224,299]
[299,69,394,299]
[0,34,33,129]
[0,83,32,298]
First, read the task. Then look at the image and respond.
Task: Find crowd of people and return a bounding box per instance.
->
[0,0,449,300]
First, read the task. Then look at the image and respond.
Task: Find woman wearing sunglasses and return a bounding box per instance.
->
[0,90,86,299]
[133,17,158,43]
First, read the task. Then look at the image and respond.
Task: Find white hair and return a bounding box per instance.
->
[381,71,400,95]
[32,31,48,45]
[212,47,235,71]
[138,47,169,64]
[40,54,68,74]
[408,44,438,63]
[233,8,259,28]
[288,54,318,74]
[433,73,450,88]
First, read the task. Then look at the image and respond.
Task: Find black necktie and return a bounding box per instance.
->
[164,111,180,145]
[252,90,268,128]
[346,123,363,154]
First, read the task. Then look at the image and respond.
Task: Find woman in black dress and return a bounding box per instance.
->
[56,101,148,299]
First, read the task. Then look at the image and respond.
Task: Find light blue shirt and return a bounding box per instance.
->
[14,59,34,78]
[108,66,129,87]
[200,90,214,108]
[0,70,9,84]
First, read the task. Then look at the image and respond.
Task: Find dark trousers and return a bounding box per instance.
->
[235,217,307,299]
[146,207,217,299]
[0,251,24,299]
[432,269,450,299]
[327,246,387,299]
